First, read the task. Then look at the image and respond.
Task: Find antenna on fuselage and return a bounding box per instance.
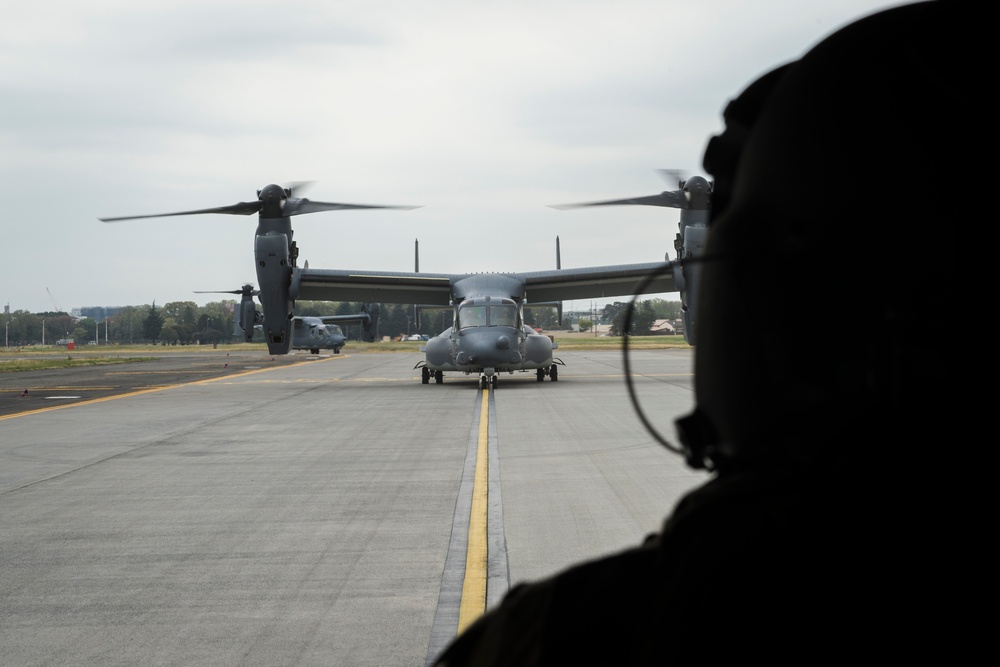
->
[556,236,561,270]
[415,238,419,273]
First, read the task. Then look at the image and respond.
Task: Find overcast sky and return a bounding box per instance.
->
[1,0,903,315]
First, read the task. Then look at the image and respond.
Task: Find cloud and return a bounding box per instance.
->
[1,0,901,313]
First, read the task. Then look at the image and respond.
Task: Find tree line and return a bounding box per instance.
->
[3,297,682,346]
[598,299,683,336]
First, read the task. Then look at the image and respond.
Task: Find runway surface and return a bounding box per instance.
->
[0,347,706,666]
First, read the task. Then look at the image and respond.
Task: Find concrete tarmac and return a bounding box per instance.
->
[0,348,705,666]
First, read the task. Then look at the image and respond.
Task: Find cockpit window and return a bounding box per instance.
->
[458,303,518,328]
[490,304,517,328]
[458,305,488,329]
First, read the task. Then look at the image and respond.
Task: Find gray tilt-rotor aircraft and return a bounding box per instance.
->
[196,284,379,354]
[551,170,710,345]
[100,182,417,354]
[102,182,679,387]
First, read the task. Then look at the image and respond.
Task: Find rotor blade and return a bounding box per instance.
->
[194,288,260,296]
[549,191,686,210]
[656,169,688,188]
[286,181,316,198]
[284,199,422,216]
[99,200,263,222]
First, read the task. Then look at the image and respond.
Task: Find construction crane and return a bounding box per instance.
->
[46,287,65,314]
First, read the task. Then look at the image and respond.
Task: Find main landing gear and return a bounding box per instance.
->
[421,367,443,384]
[536,364,559,382]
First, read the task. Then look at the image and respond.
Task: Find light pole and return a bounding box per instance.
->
[5,315,16,347]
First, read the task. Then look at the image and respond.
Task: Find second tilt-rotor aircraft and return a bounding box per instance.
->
[196,284,379,354]
[101,181,687,387]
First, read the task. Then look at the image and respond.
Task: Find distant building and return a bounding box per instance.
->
[77,306,127,321]
[650,319,680,335]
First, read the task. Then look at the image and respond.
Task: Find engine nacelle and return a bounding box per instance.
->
[239,297,256,343]
[255,232,293,354]
[361,302,380,342]
[675,219,707,346]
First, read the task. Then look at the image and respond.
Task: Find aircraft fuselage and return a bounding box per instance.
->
[419,296,560,385]
[291,319,345,354]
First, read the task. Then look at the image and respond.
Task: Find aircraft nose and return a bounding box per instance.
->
[459,329,523,368]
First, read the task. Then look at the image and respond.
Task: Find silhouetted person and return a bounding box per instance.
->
[435,2,976,663]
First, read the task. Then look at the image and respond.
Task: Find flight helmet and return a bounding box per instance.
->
[677,1,974,471]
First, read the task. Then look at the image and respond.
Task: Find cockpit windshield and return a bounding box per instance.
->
[458,302,519,329]
[490,304,517,327]
[458,306,488,328]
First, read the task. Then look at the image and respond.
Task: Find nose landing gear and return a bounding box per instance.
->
[479,369,498,389]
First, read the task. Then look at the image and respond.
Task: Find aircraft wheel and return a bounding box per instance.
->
[435,370,444,384]
[550,364,559,381]
[479,376,487,389]
[334,347,341,354]
[310,348,319,355]
[491,375,498,388]
[536,368,545,382]
[422,367,430,384]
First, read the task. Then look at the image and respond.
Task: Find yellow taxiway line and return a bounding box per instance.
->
[458,387,490,632]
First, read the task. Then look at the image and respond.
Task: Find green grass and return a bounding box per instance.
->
[0,343,261,356]
[550,335,689,350]
[0,335,688,372]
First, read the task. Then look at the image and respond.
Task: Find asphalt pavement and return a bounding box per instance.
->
[0,348,704,666]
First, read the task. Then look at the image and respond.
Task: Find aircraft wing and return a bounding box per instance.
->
[293,262,676,305]
[517,262,676,303]
[316,314,372,326]
[293,268,454,305]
